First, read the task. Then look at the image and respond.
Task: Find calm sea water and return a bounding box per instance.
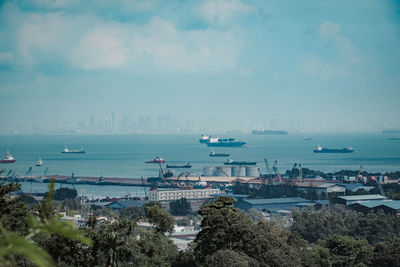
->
[1,133,399,197]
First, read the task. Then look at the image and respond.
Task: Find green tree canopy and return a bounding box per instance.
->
[170,198,192,216]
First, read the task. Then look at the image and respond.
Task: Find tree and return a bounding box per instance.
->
[146,205,175,234]
[372,235,400,266]
[247,208,264,223]
[119,206,145,220]
[170,198,192,216]
[204,249,260,267]
[0,182,29,234]
[54,187,77,200]
[194,197,307,266]
[0,180,91,267]
[321,235,372,267]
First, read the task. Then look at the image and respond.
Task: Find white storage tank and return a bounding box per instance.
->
[216,166,232,177]
[232,166,246,177]
[203,166,216,176]
[246,166,260,177]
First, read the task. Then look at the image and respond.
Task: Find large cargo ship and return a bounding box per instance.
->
[199,135,234,143]
[209,151,230,157]
[252,129,288,135]
[206,137,246,147]
[313,145,354,153]
[62,146,85,154]
[224,159,256,165]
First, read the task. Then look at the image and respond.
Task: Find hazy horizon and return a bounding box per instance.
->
[0,0,399,134]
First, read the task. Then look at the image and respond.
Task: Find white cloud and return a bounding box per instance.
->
[197,0,256,26]
[2,3,243,73]
[0,52,14,65]
[318,21,340,39]
[318,21,360,64]
[300,21,361,79]
[300,54,349,80]
[72,26,129,70]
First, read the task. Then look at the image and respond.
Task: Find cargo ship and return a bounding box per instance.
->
[252,129,288,135]
[62,146,85,154]
[166,163,191,168]
[313,145,354,153]
[145,157,165,164]
[0,151,16,163]
[224,159,256,165]
[209,151,230,157]
[199,135,234,143]
[206,137,246,147]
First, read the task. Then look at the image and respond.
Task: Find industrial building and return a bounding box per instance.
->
[106,199,149,210]
[330,194,387,206]
[348,200,400,216]
[296,182,346,196]
[234,197,315,213]
[148,188,221,201]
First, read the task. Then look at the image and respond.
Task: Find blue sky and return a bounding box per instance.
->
[0,0,399,133]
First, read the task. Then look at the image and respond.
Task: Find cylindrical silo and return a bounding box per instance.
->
[216,166,231,177]
[232,166,246,177]
[246,166,260,177]
[203,166,216,176]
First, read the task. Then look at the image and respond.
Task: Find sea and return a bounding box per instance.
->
[0,133,399,199]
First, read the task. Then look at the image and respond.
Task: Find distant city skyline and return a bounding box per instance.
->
[0,0,399,134]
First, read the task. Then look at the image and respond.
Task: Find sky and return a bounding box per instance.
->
[0,0,399,133]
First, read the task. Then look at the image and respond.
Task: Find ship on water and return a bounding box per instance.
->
[145,157,165,164]
[0,151,16,163]
[35,157,43,166]
[205,137,246,147]
[209,151,230,157]
[199,135,234,143]
[224,159,256,165]
[388,136,400,140]
[62,146,85,154]
[252,129,288,135]
[313,145,354,153]
[166,162,191,168]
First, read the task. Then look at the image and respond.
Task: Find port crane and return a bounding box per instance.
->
[264,158,271,174]
[356,165,363,182]
[26,166,33,177]
[140,177,148,198]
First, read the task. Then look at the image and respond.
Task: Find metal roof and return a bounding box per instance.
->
[243,197,308,205]
[341,183,375,192]
[337,194,387,201]
[351,200,400,210]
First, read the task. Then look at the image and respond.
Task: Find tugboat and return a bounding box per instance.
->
[224,159,257,165]
[313,145,354,153]
[61,146,85,154]
[35,157,43,166]
[0,151,16,163]
[145,157,165,164]
[166,162,191,168]
[209,151,230,157]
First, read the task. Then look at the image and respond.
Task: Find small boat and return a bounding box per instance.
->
[145,157,165,164]
[224,159,256,165]
[304,137,312,141]
[62,146,85,154]
[35,157,43,166]
[209,151,230,157]
[0,151,16,163]
[166,162,191,168]
[313,145,354,153]
[388,136,400,140]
